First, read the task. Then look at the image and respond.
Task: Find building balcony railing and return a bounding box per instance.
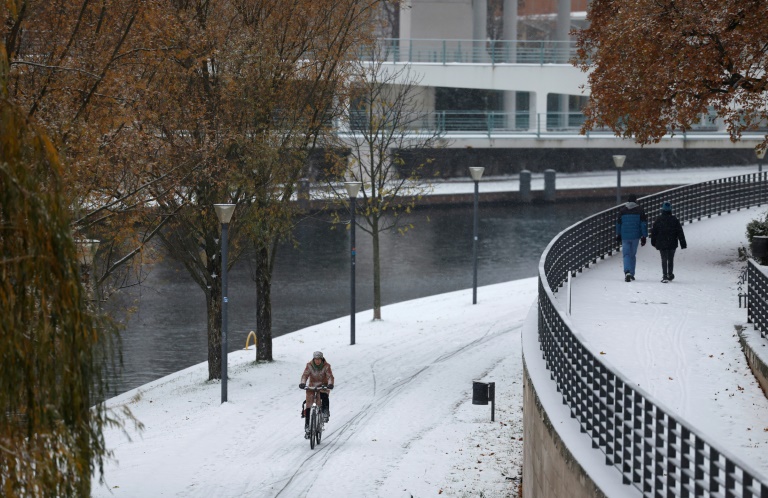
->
[361,38,578,65]
[344,110,746,138]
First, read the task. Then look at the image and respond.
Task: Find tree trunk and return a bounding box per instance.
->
[372,216,382,320]
[206,278,222,380]
[255,245,273,361]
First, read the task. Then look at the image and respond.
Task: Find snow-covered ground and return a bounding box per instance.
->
[91,170,768,497]
[93,279,538,498]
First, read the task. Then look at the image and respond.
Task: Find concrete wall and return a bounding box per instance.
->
[523,364,608,498]
[411,0,474,39]
[521,298,642,498]
[737,324,768,397]
[396,147,760,177]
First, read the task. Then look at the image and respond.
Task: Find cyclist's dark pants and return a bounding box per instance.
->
[304,394,330,428]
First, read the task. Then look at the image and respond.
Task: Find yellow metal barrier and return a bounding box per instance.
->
[244,331,257,361]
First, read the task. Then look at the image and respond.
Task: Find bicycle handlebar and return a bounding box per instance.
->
[302,385,329,391]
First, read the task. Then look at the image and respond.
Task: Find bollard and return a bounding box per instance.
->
[472,381,495,421]
[519,170,531,203]
[244,331,258,361]
[544,169,556,202]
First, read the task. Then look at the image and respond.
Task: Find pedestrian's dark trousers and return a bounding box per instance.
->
[660,249,676,277]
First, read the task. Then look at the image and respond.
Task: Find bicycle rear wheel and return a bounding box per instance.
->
[309,409,317,449]
[316,416,322,445]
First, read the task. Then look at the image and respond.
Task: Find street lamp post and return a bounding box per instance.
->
[214,203,235,403]
[613,155,626,205]
[757,148,766,174]
[344,182,362,345]
[469,167,484,305]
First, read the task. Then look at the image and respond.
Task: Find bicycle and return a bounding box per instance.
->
[302,385,328,449]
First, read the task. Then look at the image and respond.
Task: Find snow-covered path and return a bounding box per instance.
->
[92,280,537,497]
[558,205,768,475]
[91,195,768,497]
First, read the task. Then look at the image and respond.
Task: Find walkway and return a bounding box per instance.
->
[554,205,768,475]
[429,165,761,196]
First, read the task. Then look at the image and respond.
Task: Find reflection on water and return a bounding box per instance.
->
[107,200,607,395]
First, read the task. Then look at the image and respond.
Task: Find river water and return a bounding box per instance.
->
[107,200,606,396]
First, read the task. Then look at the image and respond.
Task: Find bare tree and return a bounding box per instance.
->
[327,57,446,320]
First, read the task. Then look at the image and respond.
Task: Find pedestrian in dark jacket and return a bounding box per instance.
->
[650,201,687,283]
[616,194,648,282]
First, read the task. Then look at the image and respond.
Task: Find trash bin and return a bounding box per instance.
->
[752,236,768,264]
[472,381,489,405]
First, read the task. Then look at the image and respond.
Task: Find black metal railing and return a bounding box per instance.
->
[748,259,768,340]
[538,172,768,496]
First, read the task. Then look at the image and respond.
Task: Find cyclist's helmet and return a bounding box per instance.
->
[313,351,323,359]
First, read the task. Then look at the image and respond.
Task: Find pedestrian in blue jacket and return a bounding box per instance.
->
[616,194,648,282]
[650,201,687,283]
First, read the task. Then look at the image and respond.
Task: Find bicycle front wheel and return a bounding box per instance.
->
[309,409,317,449]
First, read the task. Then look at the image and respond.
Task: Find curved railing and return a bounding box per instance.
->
[538,173,768,496]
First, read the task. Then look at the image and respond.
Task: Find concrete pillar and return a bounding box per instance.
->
[473,0,487,62]
[349,147,372,184]
[503,0,518,62]
[557,0,571,46]
[530,92,549,133]
[558,95,569,129]
[544,169,556,202]
[504,92,517,130]
[399,0,412,59]
[555,0,571,127]
[519,170,532,203]
[503,0,518,129]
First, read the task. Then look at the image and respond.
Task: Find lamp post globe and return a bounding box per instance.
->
[756,148,766,174]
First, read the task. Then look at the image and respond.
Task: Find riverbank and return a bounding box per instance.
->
[302,165,760,209]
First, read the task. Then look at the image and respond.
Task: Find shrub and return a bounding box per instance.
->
[746,210,768,243]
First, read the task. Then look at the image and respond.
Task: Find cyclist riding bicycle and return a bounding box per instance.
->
[299,351,334,437]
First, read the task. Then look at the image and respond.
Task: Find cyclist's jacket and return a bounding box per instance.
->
[301,359,334,393]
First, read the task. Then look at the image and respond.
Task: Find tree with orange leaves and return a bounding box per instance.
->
[144,0,382,370]
[575,0,768,149]
[5,0,188,296]
[1,9,127,492]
